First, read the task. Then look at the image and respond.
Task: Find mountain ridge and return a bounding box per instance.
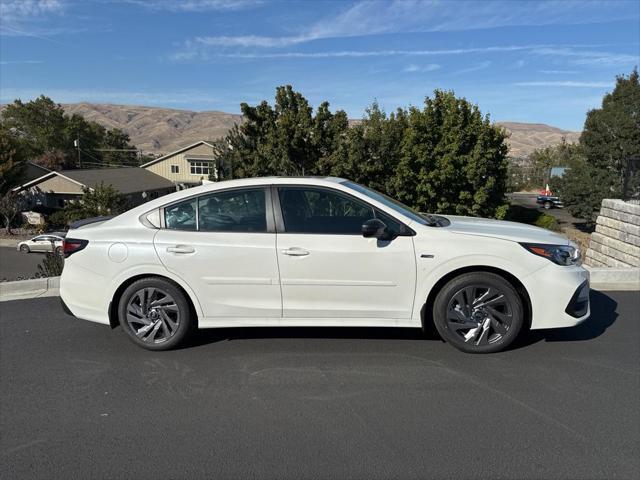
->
[5,102,581,158]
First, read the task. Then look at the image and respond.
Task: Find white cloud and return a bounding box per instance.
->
[0,60,44,65]
[530,47,639,67]
[514,81,612,88]
[173,0,639,53]
[540,70,580,74]
[455,61,491,75]
[404,63,441,73]
[0,0,66,36]
[124,0,261,12]
[0,88,222,106]
[171,44,548,61]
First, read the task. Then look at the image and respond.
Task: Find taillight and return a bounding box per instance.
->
[63,238,88,258]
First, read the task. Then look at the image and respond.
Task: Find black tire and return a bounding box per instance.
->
[544,201,552,210]
[20,244,29,253]
[54,246,63,256]
[433,272,524,353]
[118,277,193,351]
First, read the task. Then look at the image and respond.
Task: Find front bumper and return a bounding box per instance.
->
[526,265,590,330]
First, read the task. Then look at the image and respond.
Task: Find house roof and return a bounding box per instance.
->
[140,140,215,168]
[19,167,175,195]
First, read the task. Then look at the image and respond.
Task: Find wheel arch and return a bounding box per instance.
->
[420,265,532,334]
[108,274,199,329]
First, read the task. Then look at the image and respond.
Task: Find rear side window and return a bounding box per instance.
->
[165,198,197,231]
[198,189,266,232]
[278,187,374,234]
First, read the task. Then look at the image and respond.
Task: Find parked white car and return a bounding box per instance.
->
[18,234,65,254]
[60,177,590,353]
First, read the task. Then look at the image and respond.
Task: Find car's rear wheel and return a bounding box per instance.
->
[544,201,552,209]
[54,246,62,256]
[433,272,524,353]
[20,244,29,253]
[118,278,193,351]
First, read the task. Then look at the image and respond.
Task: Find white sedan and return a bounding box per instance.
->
[18,234,64,254]
[60,177,590,353]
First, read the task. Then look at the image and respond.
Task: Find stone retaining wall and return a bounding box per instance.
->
[585,199,640,267]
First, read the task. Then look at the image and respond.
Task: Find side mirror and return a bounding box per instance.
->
[362,218,390,240]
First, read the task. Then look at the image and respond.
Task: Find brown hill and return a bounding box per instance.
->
[6,102,581,158]
[496,121,580,158]
[62,103,243,155]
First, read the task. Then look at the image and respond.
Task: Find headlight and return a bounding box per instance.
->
[520,243,581,266]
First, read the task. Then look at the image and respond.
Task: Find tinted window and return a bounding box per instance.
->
[198,189,266,232]
[342,181,431,226]
[278,187,374,234]
[165,198,197,231]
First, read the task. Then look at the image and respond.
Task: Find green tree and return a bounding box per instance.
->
[393,90,509,217]
[554,164,620,224]
[0,128,26,194]
[102,128,138,166]
[213,85,349,179]
[61,183,128,223]
[0,190,28,234]
[1,96,67,157]
[580,68,640,198]
[322,103,407,195]
[1,95,138,170]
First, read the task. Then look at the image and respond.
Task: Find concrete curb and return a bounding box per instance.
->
[585,266,640,291]
[0,276,60,302]
[0,267,638,302]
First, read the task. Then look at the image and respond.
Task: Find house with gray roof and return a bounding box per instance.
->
[17,167,176,210]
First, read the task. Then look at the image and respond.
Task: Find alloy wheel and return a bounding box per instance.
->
[126,287,181,344]
[446,285,513,346]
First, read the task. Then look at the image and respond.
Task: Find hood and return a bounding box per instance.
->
[442,215,569,245]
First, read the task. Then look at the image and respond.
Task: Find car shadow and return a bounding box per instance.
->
[511,289,618,349]
[184,324,435,349]
[183,290,618,350]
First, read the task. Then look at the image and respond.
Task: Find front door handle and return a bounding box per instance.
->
[281,247,309,256]
[166,245,195,254]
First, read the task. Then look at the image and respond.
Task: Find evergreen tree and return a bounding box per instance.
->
[393,90,509,217]
[580,68,640,198]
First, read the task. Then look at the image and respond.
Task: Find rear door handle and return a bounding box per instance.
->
[281,247,309,256]
[166,245,195,254]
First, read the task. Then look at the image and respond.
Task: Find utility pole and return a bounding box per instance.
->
[74,137,81,168]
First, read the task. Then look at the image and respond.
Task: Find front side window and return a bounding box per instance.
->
[278,187,374,234]
[165,198,197,231]
[189,161,212,175]
[199,189,266,232]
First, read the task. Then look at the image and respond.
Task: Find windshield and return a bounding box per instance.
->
[341,181,433,226]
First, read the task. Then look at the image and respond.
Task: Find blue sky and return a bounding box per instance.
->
[0,0,638,130]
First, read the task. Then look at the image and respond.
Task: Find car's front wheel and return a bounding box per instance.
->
[433,272,524,353]
[118,278,193,350]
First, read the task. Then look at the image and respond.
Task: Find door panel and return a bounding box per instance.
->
[277,234,416,318]
[154,230,281,318]
[154,187,281,318]
[274,185,416,319]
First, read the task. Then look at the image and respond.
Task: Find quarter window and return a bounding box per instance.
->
[198,189,266,232]
[165,198,197,231]
[189,161,212,175]
[278,187,374,234]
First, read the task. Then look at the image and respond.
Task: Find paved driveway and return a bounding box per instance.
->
[1,291,638,479]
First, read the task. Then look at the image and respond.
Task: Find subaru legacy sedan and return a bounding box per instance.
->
[60,177,590,353]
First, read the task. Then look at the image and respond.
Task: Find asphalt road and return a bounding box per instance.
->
[0,247,44,281]
[1,291,639,479]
